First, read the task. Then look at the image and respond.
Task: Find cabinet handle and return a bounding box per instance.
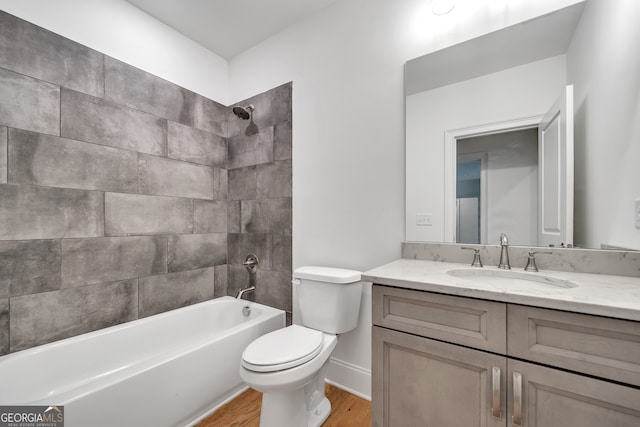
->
[491,367,502,419]
[512,372,522,426]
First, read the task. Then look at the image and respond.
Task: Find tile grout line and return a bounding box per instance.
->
[4,127,7,183]
[103,191,106,237]
[6,297,10,354]
[135,277,140,321]
[58,83,62,137]
[102,53,106,100]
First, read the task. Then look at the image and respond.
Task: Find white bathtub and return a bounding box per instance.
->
[0,296,284,426]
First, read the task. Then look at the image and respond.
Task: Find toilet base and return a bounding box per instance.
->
[307,396,331,427]
[257,360,332,427]
[259,391,330,427]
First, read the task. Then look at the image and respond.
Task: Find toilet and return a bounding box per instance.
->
[239,266,363,427]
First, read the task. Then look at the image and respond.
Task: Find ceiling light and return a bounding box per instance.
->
[431,0,456,16]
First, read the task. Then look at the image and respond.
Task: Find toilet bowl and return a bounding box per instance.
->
[239,266,363,427]
[240,326,337,427]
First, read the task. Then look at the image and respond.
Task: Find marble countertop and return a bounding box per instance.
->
[363,259,640,321]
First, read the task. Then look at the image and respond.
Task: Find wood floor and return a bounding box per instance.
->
[197,383,371,427]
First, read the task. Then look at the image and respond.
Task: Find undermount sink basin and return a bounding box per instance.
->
[446,268,579,289]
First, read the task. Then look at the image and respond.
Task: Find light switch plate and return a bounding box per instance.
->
[416,213,433,226]
[635,199,640,229]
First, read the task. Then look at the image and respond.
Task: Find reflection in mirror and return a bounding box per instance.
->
[456,128,538,246]
[405,0,640,251]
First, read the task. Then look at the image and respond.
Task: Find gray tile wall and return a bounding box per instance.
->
[0,11,293,355]
[228,83,293,313]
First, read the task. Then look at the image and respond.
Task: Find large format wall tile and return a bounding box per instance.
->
[138,268,214,318]
[0,127,6,184]
[168,233,226,273]
[227,127,274,170]
[213,168,227,200]
[8,129,137,192]
[214,265,227,297]
[10,279,138,351]
[241,198,292,235]
[257,160,292,198]
[194,96,228,137]
[272,235,292,273]
[60,89,167,156]
[0,185,103,240]
[194,200,227,233]
[62,236,167,287]
[265,83,293,126]
[227,201,241,233]
[229,162,292,200]
[105,193,194,236]
[0,67,59,135]
[256,270,292,312]
[0,239,61,298]
[168,121,226,168]
[228,166,257,200]
[138,154,214,200]
[274,120,292,161]
[0,11,103,97]
[105,57,198,126]
[0,299,7,355]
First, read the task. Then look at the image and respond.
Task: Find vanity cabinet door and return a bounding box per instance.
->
[507,359,640,427]
[373,326,507,427]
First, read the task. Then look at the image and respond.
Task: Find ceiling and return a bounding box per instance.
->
[126,0,341,59]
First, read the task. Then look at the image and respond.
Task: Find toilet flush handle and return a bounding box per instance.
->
[292,278,302,286]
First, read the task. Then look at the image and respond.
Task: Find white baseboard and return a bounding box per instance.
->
[325,357,371,400]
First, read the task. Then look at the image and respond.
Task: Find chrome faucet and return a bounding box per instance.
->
[524,250,552,272]
[498,233,511,270]
[461,247,483,267]
[235,286,255,300]
[236,253,259,300]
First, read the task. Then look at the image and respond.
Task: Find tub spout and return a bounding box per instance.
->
[236,286,256,300]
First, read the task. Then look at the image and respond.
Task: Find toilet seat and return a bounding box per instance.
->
[242,325,324,373]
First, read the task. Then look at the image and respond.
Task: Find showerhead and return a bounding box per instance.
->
[232,104,255,120]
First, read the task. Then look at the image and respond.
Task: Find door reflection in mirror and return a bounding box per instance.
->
[455,128,538,245]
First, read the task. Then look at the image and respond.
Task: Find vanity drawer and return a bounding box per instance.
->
[372,285,506,353]
[508,305,640,387]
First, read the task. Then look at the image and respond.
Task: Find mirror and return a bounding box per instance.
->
[405,0,640,250]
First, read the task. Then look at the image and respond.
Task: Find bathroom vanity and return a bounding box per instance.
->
[364,258,640,427]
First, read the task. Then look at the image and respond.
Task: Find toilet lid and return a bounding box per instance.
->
[242,325,324,372]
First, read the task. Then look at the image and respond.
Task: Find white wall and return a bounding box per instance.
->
[228,0,581,398]
[406,55,566,243]
[567,0,640,250]
[0,0,229,103]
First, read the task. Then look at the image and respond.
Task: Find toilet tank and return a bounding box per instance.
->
[293,266,363,334]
